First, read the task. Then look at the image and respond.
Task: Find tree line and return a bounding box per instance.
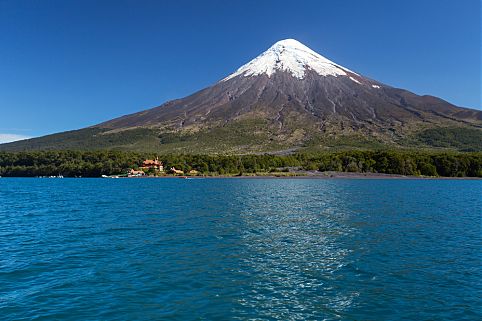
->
[0,150,480,177]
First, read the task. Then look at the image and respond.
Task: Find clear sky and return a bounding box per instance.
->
[0,0,480,142]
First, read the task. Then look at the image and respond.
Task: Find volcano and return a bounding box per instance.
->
[2,39,481,153]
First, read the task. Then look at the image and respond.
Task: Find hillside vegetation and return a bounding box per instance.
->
[1,121,481,154]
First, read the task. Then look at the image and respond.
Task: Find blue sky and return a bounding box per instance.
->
[0,0,480,142]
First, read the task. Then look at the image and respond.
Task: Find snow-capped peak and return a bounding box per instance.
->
[222,39,354,81]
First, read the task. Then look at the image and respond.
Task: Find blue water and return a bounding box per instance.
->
[0,178,480,320]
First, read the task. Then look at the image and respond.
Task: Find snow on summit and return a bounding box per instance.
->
[223,39,354,81]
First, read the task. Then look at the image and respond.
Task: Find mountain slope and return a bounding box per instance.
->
[2,39,481,153]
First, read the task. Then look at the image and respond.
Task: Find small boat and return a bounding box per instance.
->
[102,175,121,178]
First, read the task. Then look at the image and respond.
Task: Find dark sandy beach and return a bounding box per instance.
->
[123,171,481,180]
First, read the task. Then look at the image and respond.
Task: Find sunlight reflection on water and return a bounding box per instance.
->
[231,181,359,319]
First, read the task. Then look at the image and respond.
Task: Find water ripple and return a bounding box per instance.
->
[0,178,480,320]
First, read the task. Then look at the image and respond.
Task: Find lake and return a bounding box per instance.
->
[0,178,480,320]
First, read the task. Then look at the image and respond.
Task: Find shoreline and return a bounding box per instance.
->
[113,171,481,180]
[2,172,481,180]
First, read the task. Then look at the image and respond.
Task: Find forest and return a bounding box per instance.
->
[0,150,481,178]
